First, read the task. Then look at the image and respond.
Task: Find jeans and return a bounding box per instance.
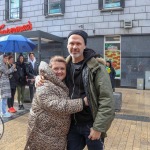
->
[67,124,104,150]
[0,98,7,114]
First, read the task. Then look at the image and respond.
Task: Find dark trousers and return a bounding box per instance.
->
[29,85,35,102]
[67,124,104,150]
[7,88,16,108]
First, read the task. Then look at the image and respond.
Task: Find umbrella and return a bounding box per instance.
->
[0,34,36,53]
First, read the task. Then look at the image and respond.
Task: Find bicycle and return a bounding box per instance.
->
[0,116,4,139]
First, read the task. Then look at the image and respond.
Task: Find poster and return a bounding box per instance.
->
[105,43,121,78]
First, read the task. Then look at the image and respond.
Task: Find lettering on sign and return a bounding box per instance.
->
[0,21,32,34]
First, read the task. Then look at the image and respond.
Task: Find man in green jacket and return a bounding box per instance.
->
[66,30,115,150]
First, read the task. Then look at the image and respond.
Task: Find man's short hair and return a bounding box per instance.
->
[29,52,34,57]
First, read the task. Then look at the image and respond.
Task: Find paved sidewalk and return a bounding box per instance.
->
[0,88,150,150]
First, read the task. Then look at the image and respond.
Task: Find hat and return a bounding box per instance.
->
[67,30,88,45]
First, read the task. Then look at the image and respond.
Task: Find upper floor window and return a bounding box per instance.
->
[5,0,22,22]
[99,0,125,11]
[44,0,65,17]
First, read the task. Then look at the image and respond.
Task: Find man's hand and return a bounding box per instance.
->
[88,128,101,140]
[83,97,89,106]
[35,75,45,87]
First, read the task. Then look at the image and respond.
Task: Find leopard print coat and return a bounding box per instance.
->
[25,61,83,150]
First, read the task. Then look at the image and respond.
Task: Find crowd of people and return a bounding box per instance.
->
[0,52,38,117]
[0,30,116,150]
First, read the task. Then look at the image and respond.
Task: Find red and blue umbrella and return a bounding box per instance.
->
[0,34,36,53]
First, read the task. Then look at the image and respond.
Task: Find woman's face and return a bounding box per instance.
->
[19,56,24,63]
[51,61,66,81]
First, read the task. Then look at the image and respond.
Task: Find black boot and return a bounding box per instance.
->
[18,105,21,110]
[20,104,24,110]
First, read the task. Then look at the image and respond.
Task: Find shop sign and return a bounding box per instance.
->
[0,21,32,34]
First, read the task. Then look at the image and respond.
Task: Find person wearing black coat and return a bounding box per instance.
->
[16,54,27,110]
[106,60,116,91]
[26,52,38,102]
[7,55,18,113]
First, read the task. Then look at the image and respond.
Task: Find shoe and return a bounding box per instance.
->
[2,112,12,118]
[11,107,17,113]
[8,107,16,113]
[18,105,21,110]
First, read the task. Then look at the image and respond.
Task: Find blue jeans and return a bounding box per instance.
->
[67,124,104,150]
[0,98,7,114]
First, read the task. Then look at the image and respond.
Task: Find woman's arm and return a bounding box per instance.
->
[36,84,84,115]
[0,64,15,75]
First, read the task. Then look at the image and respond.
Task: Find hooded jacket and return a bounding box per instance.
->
[25,61,83,150]
[0,55,15,99]
[66,48,115,137]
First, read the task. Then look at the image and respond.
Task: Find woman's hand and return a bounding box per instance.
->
[35,75,45,87]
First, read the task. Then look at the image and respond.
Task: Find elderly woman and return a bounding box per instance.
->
[25,56,87,150]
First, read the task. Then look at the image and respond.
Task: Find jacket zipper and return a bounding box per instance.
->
[71,68,77,125]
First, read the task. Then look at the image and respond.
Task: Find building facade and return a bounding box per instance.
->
[0,0,150,88]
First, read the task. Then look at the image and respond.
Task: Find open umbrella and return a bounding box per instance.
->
[0,34,36,53]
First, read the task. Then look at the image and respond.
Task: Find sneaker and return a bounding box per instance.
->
[2,112,12,118]
[8,107,16,113]
[11,107,17,113]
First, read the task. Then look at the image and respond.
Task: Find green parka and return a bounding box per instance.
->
[66,55,115,137]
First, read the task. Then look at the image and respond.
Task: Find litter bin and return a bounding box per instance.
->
[113,92,122,112]
[137,78,144,90]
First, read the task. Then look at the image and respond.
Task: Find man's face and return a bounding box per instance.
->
[8,58,14,64]
[3,56,8,63]
[67,34,86,59]
[29,54,35,61]
[51,61,66,81]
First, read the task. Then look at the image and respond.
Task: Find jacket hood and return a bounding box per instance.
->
[39,61,69,94]
[96,57,106,65]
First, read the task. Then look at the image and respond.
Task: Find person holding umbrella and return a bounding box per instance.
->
[0,54,16,117]
[16,54,27,110]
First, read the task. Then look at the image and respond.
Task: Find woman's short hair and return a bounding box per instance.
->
[49,56,66,67]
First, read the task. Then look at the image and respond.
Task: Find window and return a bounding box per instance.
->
[5,0,22,21]
[99,0,125,11]
[104,36,121,78]
[44,0,65,16]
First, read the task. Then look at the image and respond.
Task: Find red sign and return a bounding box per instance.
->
[0,21,32,34]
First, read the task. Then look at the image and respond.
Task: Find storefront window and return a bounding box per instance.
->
[104,36,121,78]
[9,0,19,19]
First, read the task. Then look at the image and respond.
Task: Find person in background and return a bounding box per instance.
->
[16,54,27,110]
[25,56,88,150]
[26,52,38,102]
[0,54,16,118]
[7,55,18,113]
[106,60,116,92]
